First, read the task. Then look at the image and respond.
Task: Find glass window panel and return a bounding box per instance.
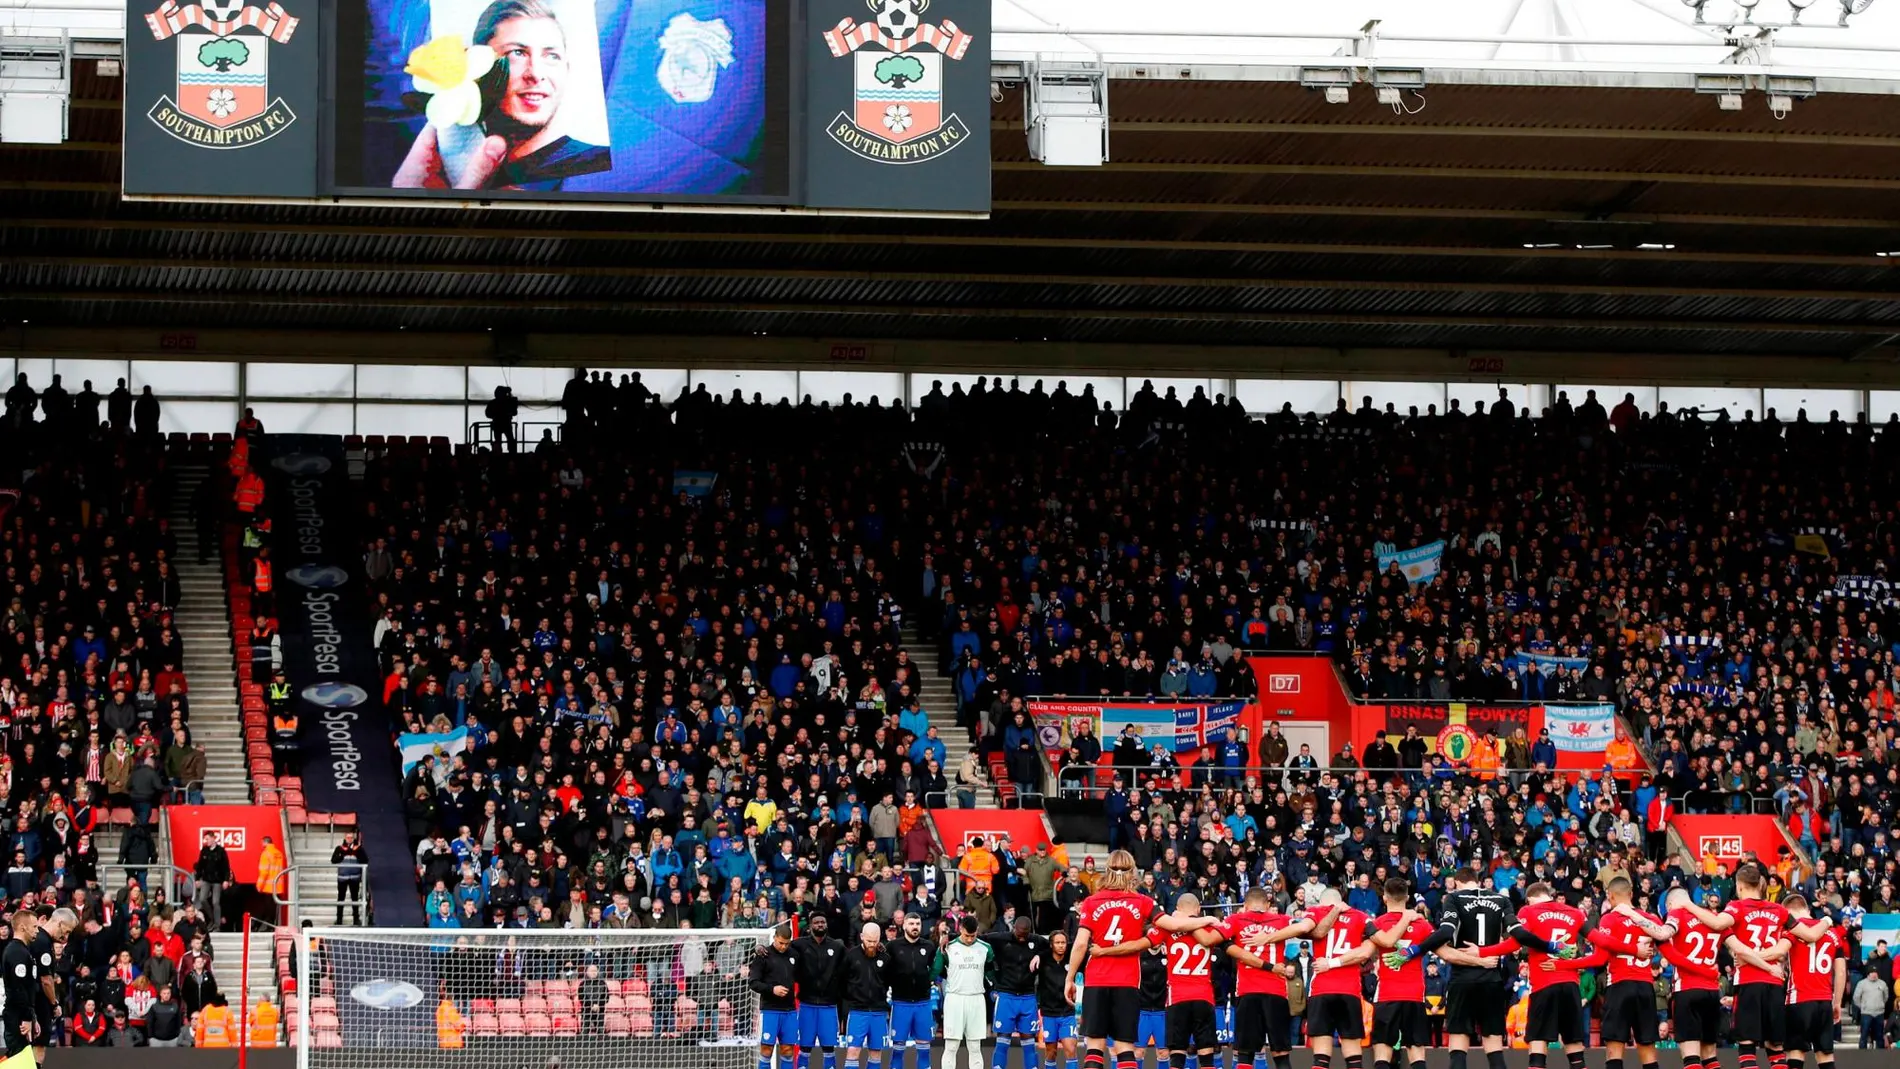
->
[248,362,354,399]
[131,359,237,397]
[156,400,237,436]
[1763,388,1862,422]
[1447,382,1532,419]
[249,402,354,436]
[355,363,464,400]
[15,359,52,387]
[690,369,797,405]
[50,359,128,393]
[1659,386,1758,420]
[354,403,472,440]
[908,373,985,405]
[587,368,688,404]
[1871,391,1900,424]
[1345,380,1445,417]
[1558,385,1657,419]
[1234,378,1339,416]
[797,371,904,407]
[469,365,573,403]
[0,359,11,383]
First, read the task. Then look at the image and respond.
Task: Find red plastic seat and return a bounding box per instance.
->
[497,1012,525,1036]
[525,1012,552,1036]
[494,998,522,1014]
[472,1013,499,1037]
[553,1013,580,1036]
[311,997,337,1014]
[522,995,550,1015]
[605,1012,632,1037]
[471,998,495,1014]
[315,1030,343,1048]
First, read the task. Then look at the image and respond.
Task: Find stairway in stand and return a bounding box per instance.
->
[900,623,998,810]
[168,463,252,806]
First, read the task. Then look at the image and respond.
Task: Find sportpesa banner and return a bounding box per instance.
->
[124,0,990,214]
[264,435,422,926]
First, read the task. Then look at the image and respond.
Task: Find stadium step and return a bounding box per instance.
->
[168,463,252,807]
[210,929,285,1042]
[900,622,1000,811]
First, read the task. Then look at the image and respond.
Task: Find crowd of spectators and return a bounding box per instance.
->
[369,375,1900,1036]
[0,398,237,1047]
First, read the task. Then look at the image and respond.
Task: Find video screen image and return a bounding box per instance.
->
[333,0,786,197]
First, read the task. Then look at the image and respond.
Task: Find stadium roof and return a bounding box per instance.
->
[4,0,1900,371]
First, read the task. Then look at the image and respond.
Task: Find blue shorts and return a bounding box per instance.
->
[994,992,1039,1036]
[1040,1014,1076,1044]
[1215,1004,1233,1045]
[1138,1010,1167,1046]
[891,1001,934,1045]
[846,1010,890,1051]
[800,1003,840,1048]
[762,1009,801,1046]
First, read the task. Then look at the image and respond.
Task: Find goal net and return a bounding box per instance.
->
[295,926,771,1069]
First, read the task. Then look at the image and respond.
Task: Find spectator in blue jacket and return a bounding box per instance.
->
[1530,728,1558,769]
[910,725,947,770]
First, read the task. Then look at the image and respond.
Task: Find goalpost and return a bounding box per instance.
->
[295,926,772,1069]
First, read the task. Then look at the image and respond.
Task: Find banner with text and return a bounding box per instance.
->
[1030,699,1246,762]
[265,435,420,925]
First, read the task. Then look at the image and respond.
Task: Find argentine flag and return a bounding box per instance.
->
[672,470,718,498]
[1376,540,1446,585]
[398,726,470,774]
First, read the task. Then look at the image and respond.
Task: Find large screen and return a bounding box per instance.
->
[121,0,989,214]
[329,0,792,199]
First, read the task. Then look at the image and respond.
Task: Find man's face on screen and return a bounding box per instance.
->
[490,16,566,130]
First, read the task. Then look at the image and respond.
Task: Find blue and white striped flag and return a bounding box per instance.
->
[672,470,717,498]
[1377,540,1446,585]
[398,726,470,774]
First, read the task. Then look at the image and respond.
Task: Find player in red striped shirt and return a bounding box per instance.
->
[1612,888,1771,1069]
[1721,864,1828,1069]
[1301,889,1381,1069]
[1145,894,1225,1069]
[1367,879,1436,1069]
[1064,851,1214,1069]
[1217,888,1312,1069]
[1482,885,1599,1069]
[1585,879,1666,1069]
[1782,895,1847,1069]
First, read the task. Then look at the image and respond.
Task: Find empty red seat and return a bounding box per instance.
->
[315,1030,343,1048]
[525,1012,552,1036]
[547,994,575,1016]
[522,996,549,1015]
[311,997,336,1013]
[497,1012,525,1036]
[472,1013,499,1037]
[605,1012,632,1037]
[494,998,521,1014]
[471,998,494,1014]
[553,1013,580,1036]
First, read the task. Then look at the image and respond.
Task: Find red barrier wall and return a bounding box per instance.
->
[929,808,1049,853]
[167,805,287,883]
[1669,815,1791,869]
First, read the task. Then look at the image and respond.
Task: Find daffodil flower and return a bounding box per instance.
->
[404,35,496,128]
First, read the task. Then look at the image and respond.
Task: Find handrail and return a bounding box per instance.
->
[97,863,197,910]
[275,863,374,926]
[1054,761,1637,799]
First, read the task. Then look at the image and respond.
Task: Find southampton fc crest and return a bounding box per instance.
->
[821,0,975,164]
[144,0,300,148]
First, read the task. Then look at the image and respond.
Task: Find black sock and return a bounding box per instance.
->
[1313,1055,1331,1069]
[1412,1061,1428,1069]
[1449,1051,1467,1069]
[1567,1050,1587,1069]
[1608,1057,1624,1069]
[1083,1052,1106,1069]
[1740,1044,1760,1069]
[1274,1055,1291,1069]
[1115,1053,1138,1069]
[1487,1050,1507,1069]
[1529,1054,1547,1069]
[1235,1053,1256,1069]
[1786,1058,1803,1069]
[1375,1060,1391,1069]
[1345,1056,1362,1069]
[1170,1056,1187,1069]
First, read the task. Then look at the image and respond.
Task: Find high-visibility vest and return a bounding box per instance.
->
[235,472,265,512]
[199,1004,233,1047]
[1471,739,1500,779]
[250,999,280,1046]
[437,1000,467,1047]
[253,558,273,593]
[272,713,298,744]
[256,846,287,895]
[267,682,292,707]
[227,437,251,475]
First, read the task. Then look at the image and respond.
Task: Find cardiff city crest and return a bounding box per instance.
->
[144,0,299,148]
[821,0,975,164]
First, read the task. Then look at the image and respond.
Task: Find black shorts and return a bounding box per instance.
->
[1732,982,1785,1045]
[1370,1001,1430,1050]
[1445,979,1508,1039]
[1234,993,1290,1052]
[1166,1001,1218,1052]
[1525,985,1587,1045]
[1671,990,1723,1046]
[1599,980,1660,1047]
[2,1015,28,1057]
[1082,987,1143,1043]
[31,1005,52,1049]
[1306,993,1365,1040]
[1787,1001,1835,1053]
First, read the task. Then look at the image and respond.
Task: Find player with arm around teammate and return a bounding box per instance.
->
[1782,895,1848,1069]
[1368,880,1437,1069]
[1222,887,1314,1069]
[1585,878,1666,1069]
[1722,863,1812,1069]
[752,923,803,1069]
[886,914,941,1069]
[1063,851,1216,1069]
[1038,930,1080,1069]
[1151,894,1226,1069]
[1301,888,1379,1069]
[842,922,894,1069]
[1409,869,1567,1069]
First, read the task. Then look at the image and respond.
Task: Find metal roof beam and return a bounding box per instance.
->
[991,160,1900,190]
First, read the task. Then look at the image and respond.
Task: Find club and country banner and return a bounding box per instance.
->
[398,725,470,775]
[1363,702,1532,750]
[1543,703,1616,751]
[265,434,422,926]
[1029,699,1245,760]
[1376,540,1446,585]
[1859,914,1900,955]
[1508,651,1591,676]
